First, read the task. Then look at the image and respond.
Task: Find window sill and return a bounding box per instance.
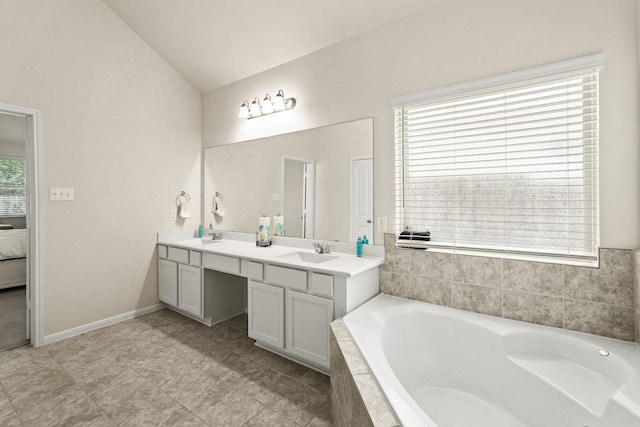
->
[395,242,599,268]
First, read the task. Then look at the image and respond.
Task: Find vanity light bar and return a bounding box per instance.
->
[238,89,296,119]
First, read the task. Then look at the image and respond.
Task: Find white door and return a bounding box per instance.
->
[302,162,315,239]
[285,289,333,370]
[178,264,202,317]
[350,157,374,242]
[248,280,284,349]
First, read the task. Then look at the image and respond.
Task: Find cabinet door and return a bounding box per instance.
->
[178,264,202,317]
[285,289,334,369]
[248,280,284,349]
[158,259,178,306]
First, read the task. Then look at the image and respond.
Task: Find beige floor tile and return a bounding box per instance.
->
[0,311,333,426]
[196,389,263,426]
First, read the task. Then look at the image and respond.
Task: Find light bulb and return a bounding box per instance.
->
[273,90,285,111]
[249,97,261,117]
[238,100,250,118]
[262,94,274,114]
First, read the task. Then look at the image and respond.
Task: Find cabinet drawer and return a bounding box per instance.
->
[248,261,264,281]
[157,245,168,259]
[265,265,307,291]
[168,247,189,264]
[203,253,241,275]
[189,250,202,267]
[309,272,333,297]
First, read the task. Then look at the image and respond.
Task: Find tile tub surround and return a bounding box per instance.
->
[381,233,637,341]
[635,250,640,344]
[330,319,398,427]
[0,310,331,427]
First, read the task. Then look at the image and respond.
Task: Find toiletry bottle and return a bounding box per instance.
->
[197,224,203,238]
[356,234,363,257]
[363,235,369,244]
[208,223,213,230]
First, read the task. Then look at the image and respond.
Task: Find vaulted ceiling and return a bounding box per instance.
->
[101,0,446,93]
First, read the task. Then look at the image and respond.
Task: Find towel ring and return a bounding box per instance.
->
[212,192,225,217]
[176,190,191,207]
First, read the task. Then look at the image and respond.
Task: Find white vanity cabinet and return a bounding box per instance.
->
[248,264,336,371]
[286,289,333,368]
[178,264,202,317]
[158,245,204,319]
[158,258,178,306]
[247,280,284,348]
[157,234,383,374]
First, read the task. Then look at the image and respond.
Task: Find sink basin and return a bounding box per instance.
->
[200,238,223,244]
[278,251,338,264]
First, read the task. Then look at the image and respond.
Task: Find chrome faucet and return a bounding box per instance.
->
[313,243,332,254]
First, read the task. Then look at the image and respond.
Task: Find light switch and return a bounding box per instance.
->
[376,217,387,232]
[50,187,74,201]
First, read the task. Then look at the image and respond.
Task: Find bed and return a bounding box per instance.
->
[0,228,27,289]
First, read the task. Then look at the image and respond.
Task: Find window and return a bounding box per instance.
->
[393,54,603,262]
[0,158,26,217]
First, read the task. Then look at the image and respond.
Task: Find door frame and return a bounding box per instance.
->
[349,156,374,243]
[0,102,44,347]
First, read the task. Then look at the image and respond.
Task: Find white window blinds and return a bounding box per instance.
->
[0,159,26,217]
[393,54,602,261]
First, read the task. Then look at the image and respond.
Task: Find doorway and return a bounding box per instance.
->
[0,103,43,350]
[282,157,315,239]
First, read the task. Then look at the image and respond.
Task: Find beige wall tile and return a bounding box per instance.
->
[379,271,410,299]
[564,299,635,341]
[503,290,563,328]
[411,276,452,307]
[452,283,502,316]
[453,255,502,288]
[503,259,563,296]
[410,250,452,280]
[565,249,634,307]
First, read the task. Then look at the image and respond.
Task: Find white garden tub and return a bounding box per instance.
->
[343,294,640,427]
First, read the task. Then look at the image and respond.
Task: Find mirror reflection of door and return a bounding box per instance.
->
[282,157,315,238]
[350,157,374,242]
[0,112,29,352]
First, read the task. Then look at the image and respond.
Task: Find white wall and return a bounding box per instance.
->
[0,0,201,335]
[202,0,639,249]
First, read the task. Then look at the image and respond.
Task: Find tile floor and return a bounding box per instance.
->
[0,309,333,426]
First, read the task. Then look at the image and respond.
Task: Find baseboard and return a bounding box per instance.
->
[42,303,165,346]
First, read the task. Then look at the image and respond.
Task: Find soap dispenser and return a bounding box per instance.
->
[356,234,363,257]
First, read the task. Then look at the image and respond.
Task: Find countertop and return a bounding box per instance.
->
[157,236,385,277]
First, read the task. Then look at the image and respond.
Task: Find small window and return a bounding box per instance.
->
[0,158,26,217]
[393,54,603,262]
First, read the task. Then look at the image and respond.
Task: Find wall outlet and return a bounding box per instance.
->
[376,217,387,233]
[49,187,74,201]
[170,210,177,221]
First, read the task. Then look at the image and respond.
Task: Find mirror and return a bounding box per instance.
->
[204,118,373,243]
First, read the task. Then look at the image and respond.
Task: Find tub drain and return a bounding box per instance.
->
[597,349,609,357]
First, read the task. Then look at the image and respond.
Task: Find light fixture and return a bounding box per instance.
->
[238,89,296,119]
[238,100,250,118]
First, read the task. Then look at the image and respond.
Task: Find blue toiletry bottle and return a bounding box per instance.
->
[197,224,203,238]
[356,235,363,257]
[363,235,369,244]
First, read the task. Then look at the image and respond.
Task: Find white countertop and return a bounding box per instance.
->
[157,235,385,277]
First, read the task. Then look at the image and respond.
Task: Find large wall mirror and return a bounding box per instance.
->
[203,118,373,243]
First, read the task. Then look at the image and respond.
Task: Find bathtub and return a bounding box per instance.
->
[342,294,640,427]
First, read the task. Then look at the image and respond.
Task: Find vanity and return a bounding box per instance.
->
[157,231,384,373]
